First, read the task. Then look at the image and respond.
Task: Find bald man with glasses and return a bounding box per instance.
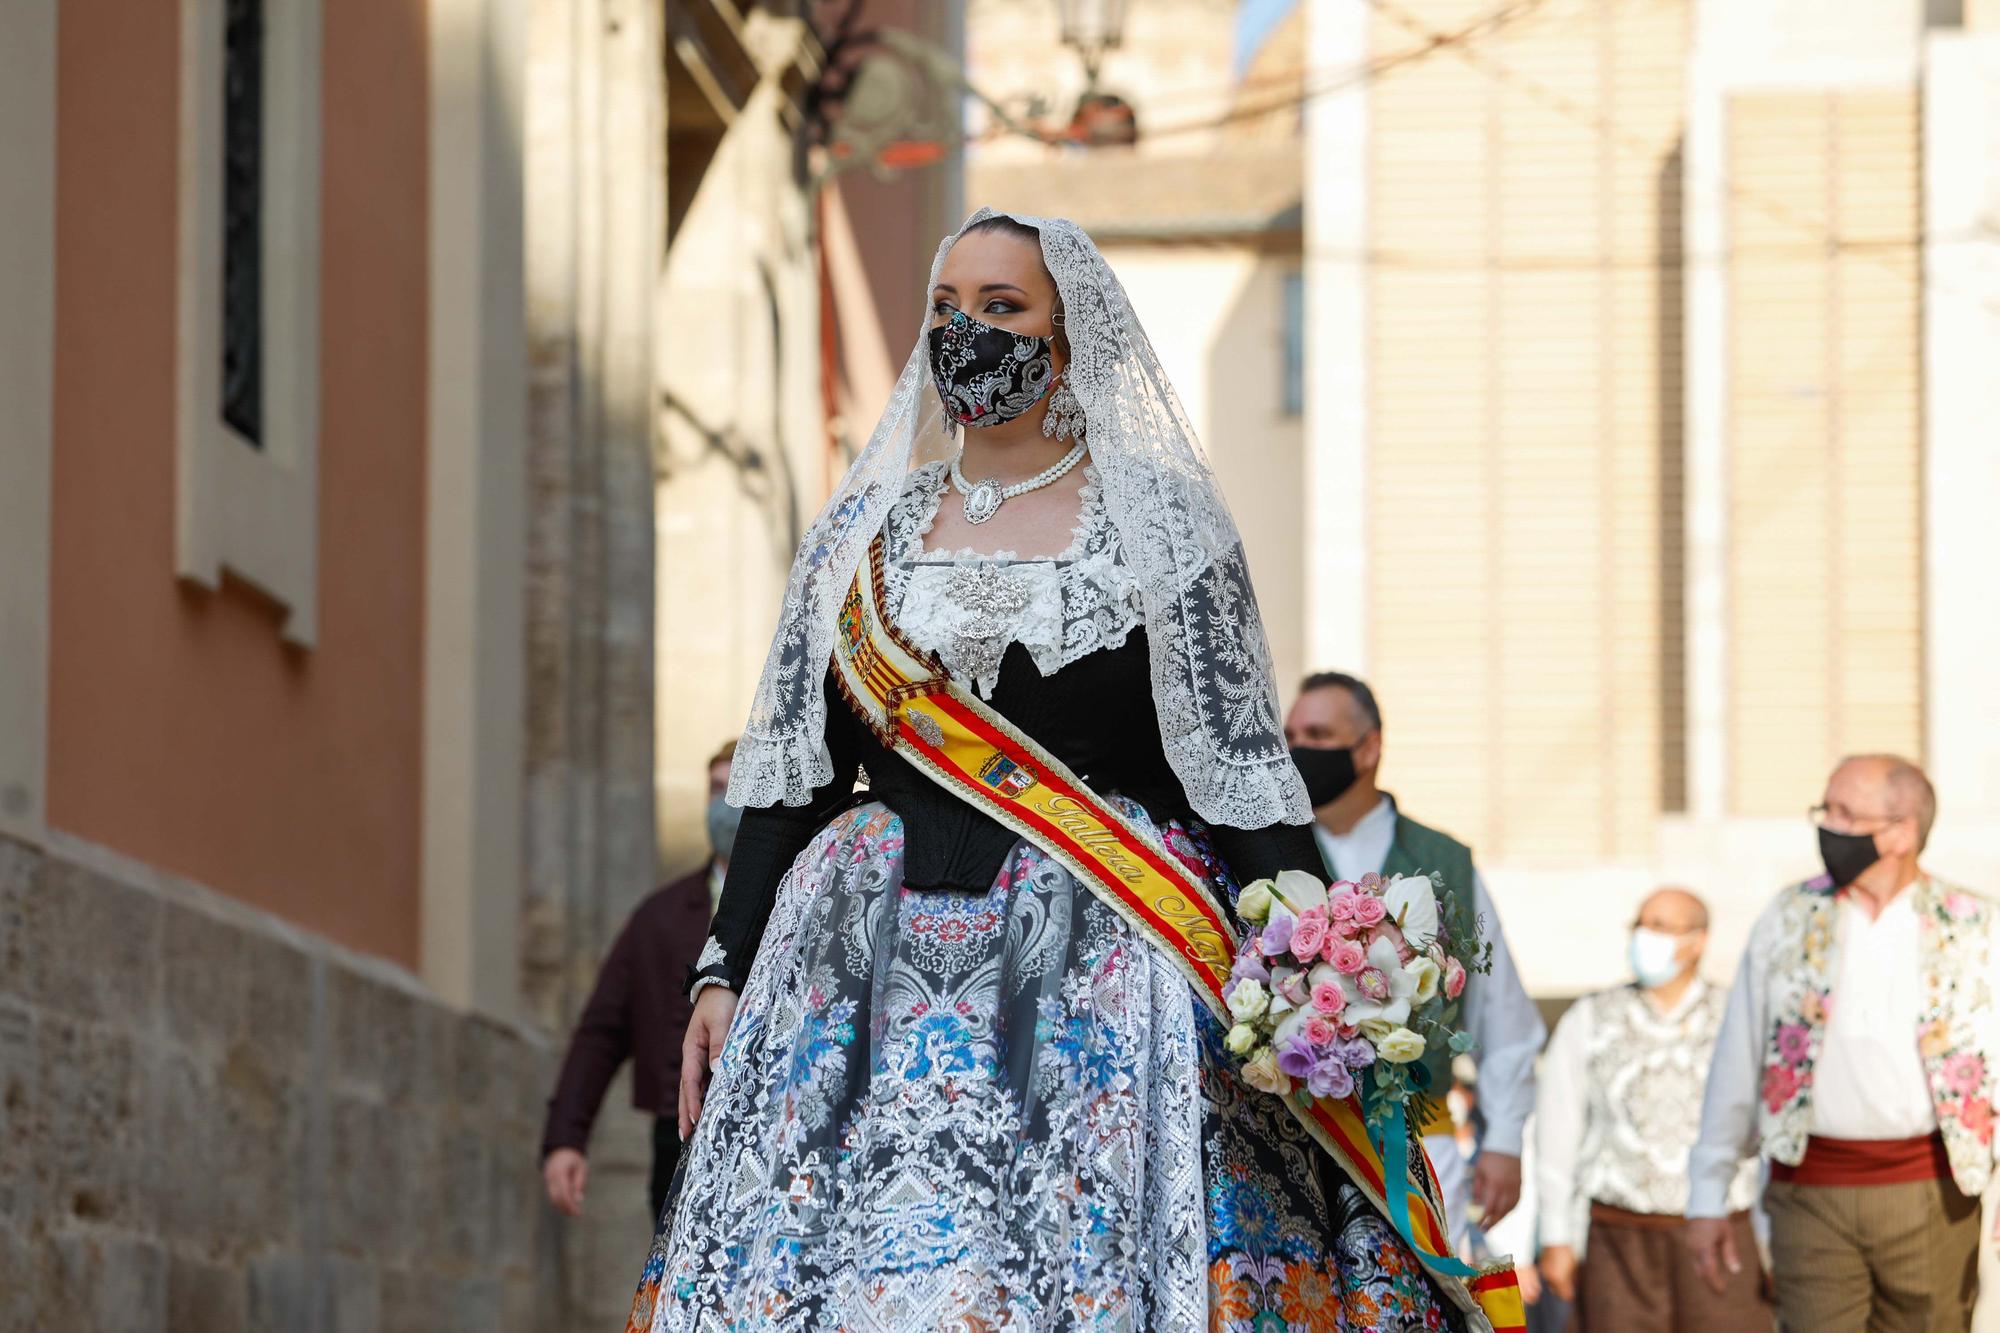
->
[1688,755,1996,1333]
[1536,888,1770,1331]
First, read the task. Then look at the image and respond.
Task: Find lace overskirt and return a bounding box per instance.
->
[627,803,1462,1333]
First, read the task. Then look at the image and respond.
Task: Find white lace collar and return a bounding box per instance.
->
[880,462,1144,696]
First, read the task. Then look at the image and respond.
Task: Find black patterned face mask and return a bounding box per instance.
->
[927,309,1057,428]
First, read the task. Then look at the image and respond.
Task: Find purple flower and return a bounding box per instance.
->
[1230,953,1271,984]
[1258,909,1296,958]
[1277,1036,1319,1080]
[1337,1037,1377,1069]
[1307,1057,1355,1100]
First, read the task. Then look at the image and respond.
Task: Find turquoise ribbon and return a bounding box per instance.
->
[1371,1099,1479,1279]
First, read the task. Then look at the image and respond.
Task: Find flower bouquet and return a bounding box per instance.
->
[1223,869,1491,1129]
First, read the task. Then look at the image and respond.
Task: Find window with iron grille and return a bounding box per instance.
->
[222,0,263,446]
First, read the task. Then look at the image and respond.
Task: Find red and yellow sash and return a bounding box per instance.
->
[832,538,1525,1332]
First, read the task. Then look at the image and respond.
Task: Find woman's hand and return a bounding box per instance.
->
[678,986,739,1140]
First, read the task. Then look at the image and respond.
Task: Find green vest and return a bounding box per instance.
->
[1317,797,1477,1106]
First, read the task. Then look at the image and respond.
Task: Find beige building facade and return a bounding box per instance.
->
[1302,0,2000,993]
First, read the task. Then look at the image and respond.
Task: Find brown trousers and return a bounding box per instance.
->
[1577,1205,1773,1333]
[1765,1178,1980,1333]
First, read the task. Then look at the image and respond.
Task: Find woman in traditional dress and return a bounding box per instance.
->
[626,211,1471,1332]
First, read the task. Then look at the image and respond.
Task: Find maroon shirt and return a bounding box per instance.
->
[540,864,713,1158]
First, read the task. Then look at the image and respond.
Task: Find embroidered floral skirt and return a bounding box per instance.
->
[627,802,1463,1333]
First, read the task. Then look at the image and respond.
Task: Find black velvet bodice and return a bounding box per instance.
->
[694,628,1320,993]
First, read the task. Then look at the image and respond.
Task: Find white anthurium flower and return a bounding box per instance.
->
[1270,869,1329,916]
[1271,1006,1315,1050]
[1335,937,1417,1029]
[1381,873,1440,949]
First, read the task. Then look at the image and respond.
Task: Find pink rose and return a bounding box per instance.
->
[1303,1015,1337,1046]
[1352,895,1387,929]
[1328,940,1367,975]
[1944,1053,1986,1098]
[1290,908,1330,960]
[1328,891,1361,925]
[1311,980,1347,1018]
[1443,957,1466,1001]
[1761,1064,1802,1115]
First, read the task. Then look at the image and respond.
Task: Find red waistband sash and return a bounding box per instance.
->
[826,537,1524,1333]
[1769,1133,1952,1187]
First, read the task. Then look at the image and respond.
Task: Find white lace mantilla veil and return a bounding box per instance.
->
[727,208,1312,831]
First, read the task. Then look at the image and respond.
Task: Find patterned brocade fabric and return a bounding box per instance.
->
[630,804,1463,1333]
[1572,983,1755,1219]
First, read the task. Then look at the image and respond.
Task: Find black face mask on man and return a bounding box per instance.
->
[1290,745,1359,809]
[928,309,1057,428]
[1817,825,1881,889]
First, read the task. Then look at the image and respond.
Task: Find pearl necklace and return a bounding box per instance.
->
[949,443,1088,525]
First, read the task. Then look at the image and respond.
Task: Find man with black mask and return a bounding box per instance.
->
[1688,754,1994,1333]
[1284,671,1545,1253]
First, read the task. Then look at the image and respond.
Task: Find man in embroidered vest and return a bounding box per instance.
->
[1285,671,1546,1250]
[1688,754,1993,1332]
[1536,887,1771,1331]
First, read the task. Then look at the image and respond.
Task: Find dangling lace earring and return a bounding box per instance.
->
[1043,373,1086,442]
[1043,304,1086,441]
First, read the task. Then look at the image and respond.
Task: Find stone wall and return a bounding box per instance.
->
[0,832,561,1333]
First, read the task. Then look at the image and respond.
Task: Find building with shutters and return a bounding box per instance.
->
[1301,0,2000,992]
